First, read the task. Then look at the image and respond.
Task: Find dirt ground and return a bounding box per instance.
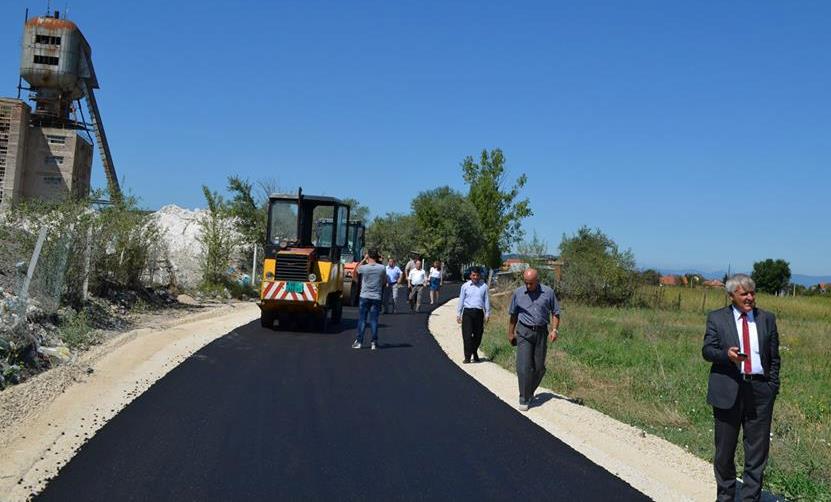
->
[0,301,260,501]
[428,298,716,502]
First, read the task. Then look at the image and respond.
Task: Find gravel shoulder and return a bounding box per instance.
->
[429,298,715,502]
[0,301,260,501]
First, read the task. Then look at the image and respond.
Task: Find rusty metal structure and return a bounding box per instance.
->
[17,10,120,199]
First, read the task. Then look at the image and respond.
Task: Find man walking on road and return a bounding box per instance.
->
[384,257,402,314]
[702,274,780,502]
[507,268,560,411]
[407,259,427,312]
[353,249,386,350]
[457,267,490,364]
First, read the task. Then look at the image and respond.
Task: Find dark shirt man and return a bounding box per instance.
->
[456,268,491,363]
[507,268,560,411]
[702,274,780,502]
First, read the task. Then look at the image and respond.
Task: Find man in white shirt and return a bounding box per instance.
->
[407,260,427,312]
[702,274,781,502]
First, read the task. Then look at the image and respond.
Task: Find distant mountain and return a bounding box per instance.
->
[645,268,831,287]
[792,274,831,287]
[651,268,730,280]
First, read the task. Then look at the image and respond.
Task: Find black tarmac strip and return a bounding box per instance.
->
[37,285,647,501]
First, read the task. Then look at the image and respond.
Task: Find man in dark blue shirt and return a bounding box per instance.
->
[507,268,560,411]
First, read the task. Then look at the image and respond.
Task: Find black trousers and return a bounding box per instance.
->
[461,308,484,360]
[713,379,776,502]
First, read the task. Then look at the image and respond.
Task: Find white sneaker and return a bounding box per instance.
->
[371,342,377,350]
[518,400,529,411]
[352,340,361,349]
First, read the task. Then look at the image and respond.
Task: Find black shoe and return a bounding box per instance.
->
[473,355,481,363]
[463,358,471,364]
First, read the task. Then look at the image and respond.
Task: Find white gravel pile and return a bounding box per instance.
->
[150,205,207,289]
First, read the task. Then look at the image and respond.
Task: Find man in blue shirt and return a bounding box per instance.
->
[384,258,402,314]
[456,267,491,363]
[508,268,561,411]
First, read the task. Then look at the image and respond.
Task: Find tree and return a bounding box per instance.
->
[342,198,370,222]
[366,212,419,263]
[462,148,532,270]
[558,226,637,306]
[517,231,556,285]
[411,186,484,276]
[225,176,266,245]
[752,259,791,295]
[199,186,239,287]
[639,269,661,286]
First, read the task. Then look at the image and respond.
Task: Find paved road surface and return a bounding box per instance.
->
[38,286,646,501]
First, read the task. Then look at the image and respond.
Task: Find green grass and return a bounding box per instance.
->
[481,287,831,500]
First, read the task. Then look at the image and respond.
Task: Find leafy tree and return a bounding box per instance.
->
[516,231,556,285]
[342,197,370,222]
[225,176,266,245]
[462,148,532,270]
[558,226,637,306]
[639,269,661,286]
[752,259,791,295]
[366,212,419,263]
[685,273,703,288]
[411,186,484,276]
[199,186,239,287]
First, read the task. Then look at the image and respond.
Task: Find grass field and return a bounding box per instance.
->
[480,286,831,500]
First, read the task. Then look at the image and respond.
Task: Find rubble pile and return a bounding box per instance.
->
[150,204,252,290]
[150,205,207,290]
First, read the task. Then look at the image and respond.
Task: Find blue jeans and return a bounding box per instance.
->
[356,297,382,343]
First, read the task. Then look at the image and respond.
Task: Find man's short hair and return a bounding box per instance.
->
[368,248,381,261]
[469,266,481,275]
[725,274,755,294]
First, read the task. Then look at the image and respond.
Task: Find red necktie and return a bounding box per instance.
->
[740,312,752,374]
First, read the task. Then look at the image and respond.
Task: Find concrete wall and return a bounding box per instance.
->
[22,127,92,201]
[0,98,30,209]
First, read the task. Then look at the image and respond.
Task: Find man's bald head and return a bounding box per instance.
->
[523,268,539,291]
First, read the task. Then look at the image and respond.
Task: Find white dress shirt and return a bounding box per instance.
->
[408,269,427,286]
[732,306,763,375]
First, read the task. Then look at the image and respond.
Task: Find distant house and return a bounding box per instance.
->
[502,258,529,272]
[501,255,563,281]
[703,279,725,289]
[660,275,688,287]
[819,283,830,294]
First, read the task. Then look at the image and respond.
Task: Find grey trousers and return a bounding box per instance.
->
[516,323,548,403]
[383,284,400,313]
[713,379,776,502]
[408,285,425,310]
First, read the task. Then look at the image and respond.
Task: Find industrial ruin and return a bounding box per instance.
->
[0,10,119,210]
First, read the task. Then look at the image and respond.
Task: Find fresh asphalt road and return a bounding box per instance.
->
[38,285,647,501]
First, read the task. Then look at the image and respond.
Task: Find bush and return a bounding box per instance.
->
[557,226,637,306]
[6,193,166,308]
[198,186,242,289]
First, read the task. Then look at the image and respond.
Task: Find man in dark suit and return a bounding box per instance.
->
[702,274,781,502]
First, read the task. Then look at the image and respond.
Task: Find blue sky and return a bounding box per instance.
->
[2,1,829,275]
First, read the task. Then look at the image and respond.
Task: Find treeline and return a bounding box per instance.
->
[213,148,533,280]
[365,148,531,276]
